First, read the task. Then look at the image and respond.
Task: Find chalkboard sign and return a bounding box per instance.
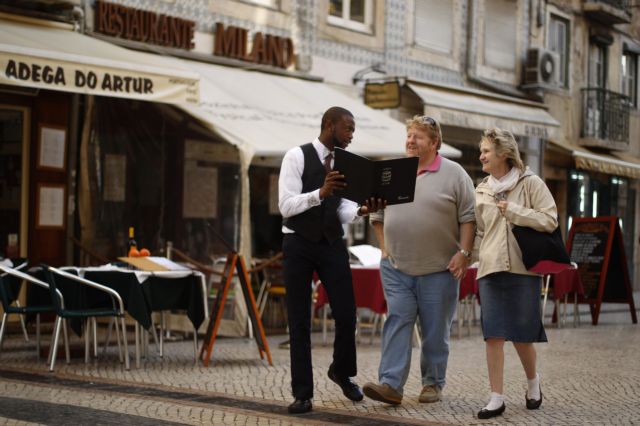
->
[566,216,637,325]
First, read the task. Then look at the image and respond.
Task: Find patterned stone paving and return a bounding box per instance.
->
[0,301,638,425]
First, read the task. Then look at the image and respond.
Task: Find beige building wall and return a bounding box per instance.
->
[537,1,640,288]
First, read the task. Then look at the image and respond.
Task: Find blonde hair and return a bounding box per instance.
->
[480,127,525,172]
[406,115,442,150]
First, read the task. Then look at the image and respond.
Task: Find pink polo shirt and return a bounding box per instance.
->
[417,153,442,176]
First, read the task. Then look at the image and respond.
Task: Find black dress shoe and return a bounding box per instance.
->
[288,399,312,414]
[526,386,543,409]
[328,366,364,402]
[477,403,505,419]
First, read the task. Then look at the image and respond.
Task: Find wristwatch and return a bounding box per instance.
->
[459,249,472,260]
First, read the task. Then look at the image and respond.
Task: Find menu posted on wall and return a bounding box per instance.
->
[566,216,637,325]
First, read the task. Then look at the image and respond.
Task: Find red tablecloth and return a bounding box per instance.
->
[548,267,584,299]
[530,261,585,299]
[315,266,386,314]
[460,267,479,300]
[316,266,483,312]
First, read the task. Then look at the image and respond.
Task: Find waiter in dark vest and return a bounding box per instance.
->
[278,106,384,414]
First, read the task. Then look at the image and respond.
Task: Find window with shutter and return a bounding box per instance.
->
[414,0,453,53]
[621,53,638,108]
[483,0,517,70]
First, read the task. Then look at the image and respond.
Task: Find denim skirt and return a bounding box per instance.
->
[478,272,548,343]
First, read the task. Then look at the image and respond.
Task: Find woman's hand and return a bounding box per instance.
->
[496,200,509,215]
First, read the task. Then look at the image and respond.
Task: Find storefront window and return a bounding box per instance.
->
[80,98,241,264]
[567,171,635,276]
[250,165,283,257]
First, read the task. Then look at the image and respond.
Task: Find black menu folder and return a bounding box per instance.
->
[333,148,419,205]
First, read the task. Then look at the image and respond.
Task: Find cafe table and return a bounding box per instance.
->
[317,265,487,341]
[314,265,386,344]
[64,265,208,367]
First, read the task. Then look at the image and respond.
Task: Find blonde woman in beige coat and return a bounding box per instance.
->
[474,128,558,420]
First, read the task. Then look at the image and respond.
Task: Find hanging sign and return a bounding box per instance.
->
[364,81,400,109]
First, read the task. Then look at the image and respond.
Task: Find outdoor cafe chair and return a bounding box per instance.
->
[43,265,130,371]
[1,259,31,341]
[535,261,580,327]
[0,263,55,358]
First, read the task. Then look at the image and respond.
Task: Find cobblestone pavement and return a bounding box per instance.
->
[0,302,638,425]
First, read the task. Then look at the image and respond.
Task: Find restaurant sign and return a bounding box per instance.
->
[364,81,400,109]
[94,0,196,50]
[214,23,295,69]
[0,56,198,104]
[93,1,295,70]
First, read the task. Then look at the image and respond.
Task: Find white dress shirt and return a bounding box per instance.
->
[279,138,359,233]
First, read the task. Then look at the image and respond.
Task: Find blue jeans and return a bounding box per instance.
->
[378,258,459,393]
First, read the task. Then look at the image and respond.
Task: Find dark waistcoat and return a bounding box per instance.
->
[283,143,343,243]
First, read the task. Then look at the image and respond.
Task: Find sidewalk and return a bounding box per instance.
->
[0,298,638,425]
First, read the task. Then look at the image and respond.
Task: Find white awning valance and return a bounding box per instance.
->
[549,141,640,179]
[0,15,199,104]
[408,83,560,140]
[177,60,461,159]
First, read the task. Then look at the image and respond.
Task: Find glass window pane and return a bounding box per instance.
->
[621,53,638,107]
[350,0,365,23]
[330,0,343,17]
[548,16,569,87]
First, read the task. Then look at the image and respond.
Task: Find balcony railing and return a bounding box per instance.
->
[583,0,632,25]
[581,87,630,150]
[593,0,630,10]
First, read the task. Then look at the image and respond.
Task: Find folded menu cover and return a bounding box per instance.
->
[333,148,418,205]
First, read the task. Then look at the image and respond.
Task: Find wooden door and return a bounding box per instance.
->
[28,91,71,266]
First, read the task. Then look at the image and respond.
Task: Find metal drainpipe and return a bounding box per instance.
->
[66,3,86,264]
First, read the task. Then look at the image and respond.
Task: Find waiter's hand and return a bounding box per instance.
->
[447,252,469,281]
[358,198,386,215]
[319,171,347,199]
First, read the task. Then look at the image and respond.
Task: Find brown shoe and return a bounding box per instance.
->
[418,385,442,403]
[363,382,402,405]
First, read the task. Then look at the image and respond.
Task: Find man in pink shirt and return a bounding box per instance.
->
[363,116,475,405]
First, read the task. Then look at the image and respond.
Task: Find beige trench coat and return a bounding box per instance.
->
[473,169,559,280]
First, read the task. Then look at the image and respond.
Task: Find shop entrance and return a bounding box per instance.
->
[0,106,29,259]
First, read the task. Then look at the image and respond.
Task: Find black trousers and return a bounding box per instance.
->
[282,233,357,400]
